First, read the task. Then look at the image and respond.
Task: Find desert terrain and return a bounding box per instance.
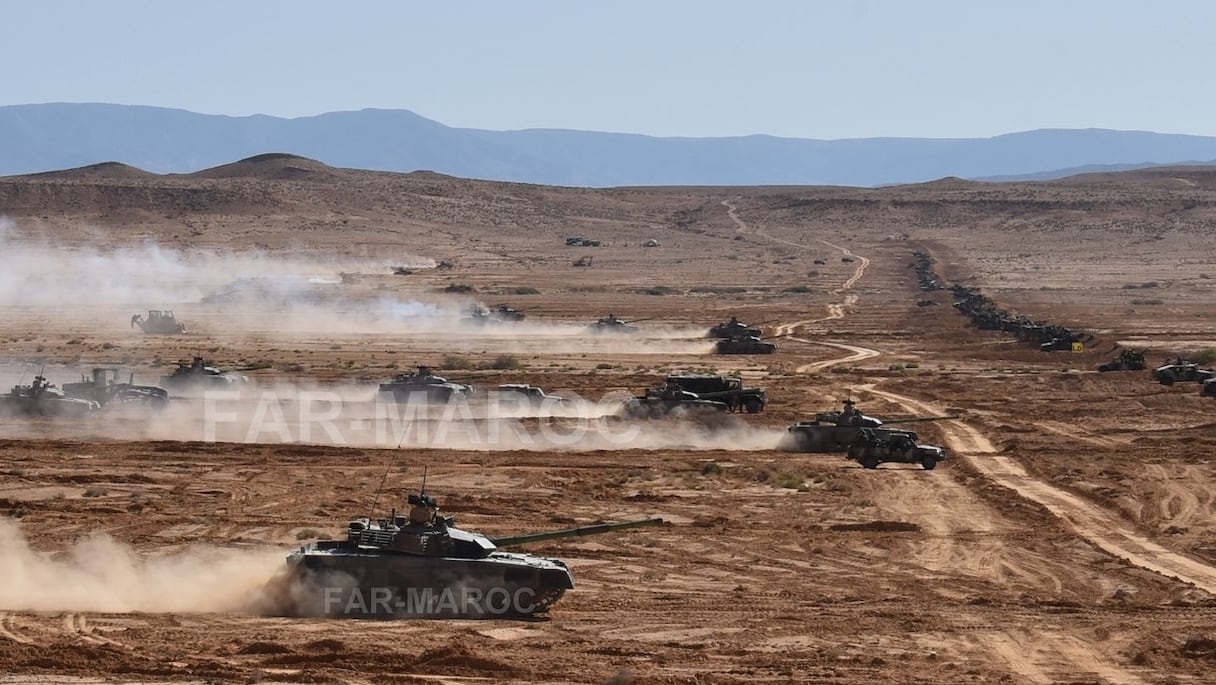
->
[0,155,1215,684]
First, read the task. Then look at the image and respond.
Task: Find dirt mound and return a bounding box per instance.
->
[21,161,156,181]
[190,152,348,182]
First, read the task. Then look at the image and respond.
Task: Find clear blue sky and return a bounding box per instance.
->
[5,0,1213,139]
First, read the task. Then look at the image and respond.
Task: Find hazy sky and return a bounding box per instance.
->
[6,1,1213,139]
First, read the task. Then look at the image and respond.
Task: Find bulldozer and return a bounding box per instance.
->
[131,310,186,335]
[62,368,169,409]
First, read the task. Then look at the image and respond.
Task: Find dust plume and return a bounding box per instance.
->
[0,519,284,613]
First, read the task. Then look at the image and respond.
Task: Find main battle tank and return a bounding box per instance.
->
[621,383,729,418]
[379,366,474,403]
[782,400,956,453]
[707,316,763,339]
[280,488,662,618]
[0,375,100,417]
[588,314,648,334]
[160,356,249,392]
[715,335,777,355]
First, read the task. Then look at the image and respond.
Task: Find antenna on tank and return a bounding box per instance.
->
[369,463,393,520]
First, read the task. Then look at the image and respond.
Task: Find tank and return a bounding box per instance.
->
[588,314,647,333]
[130,310,186,335]
[715,335,777,355]
[1098,350,1146,372]
[160,356,249,392]
[706,316,763,339]
[621,383,729,418]
[278,487,662,618]
[62,368,169,409]
[0,375,100,417]
[464,304,531,325]
[782,400,957,453]
[379,366,474,403]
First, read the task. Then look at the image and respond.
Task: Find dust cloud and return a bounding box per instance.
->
[0,519,283,613]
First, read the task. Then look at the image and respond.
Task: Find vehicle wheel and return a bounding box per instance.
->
[1161,377,1174,386]
[921,457,938,470]
[859,456,879,469]
[744,398,762,414]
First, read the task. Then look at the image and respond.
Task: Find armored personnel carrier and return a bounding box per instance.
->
[1,375,100,417]
[1098,350,1146,372]
[131,310,186,335]
[280,486,662,618]
[62,368,169,409]
[707,316,762,339]
[379,366,474,403]
[1153,359,1216,386]
[160,357,249,392]
[847,428,946,470]
[621,382,729,418]
[664,374,766,413]
[715,335,777,355]
[782,400,955,453]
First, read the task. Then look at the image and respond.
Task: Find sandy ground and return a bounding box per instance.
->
[0,158,1215,683]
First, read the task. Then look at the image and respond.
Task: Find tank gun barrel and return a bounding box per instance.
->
[882,415,959,424]
[489,517,663,547]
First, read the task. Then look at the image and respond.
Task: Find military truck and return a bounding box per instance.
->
[847,428,946,470]
[715,335,777,355]
[1153,360,1216,385]
[1098,350,1146,372]
[664,374,766,413]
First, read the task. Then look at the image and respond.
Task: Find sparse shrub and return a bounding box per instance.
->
[101,342,116,350]
[700,461,722,476]
[487,354,522,370]
[783,285,812,293]
[1131,298,1164,305]
[443,284,475,294]
[514,286,541,295]
[296,529,320,540]
[275,362,305,373]
[644,286,677,296]
[66,339,82,345]
[595,362,617,370]
[442,355,474,370]
[1192,348,1216,365]
[83,487,107,498]
[806,270,820,277]
[244,359,273,370]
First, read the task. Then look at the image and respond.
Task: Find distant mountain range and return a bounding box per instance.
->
[4,103,1216,187]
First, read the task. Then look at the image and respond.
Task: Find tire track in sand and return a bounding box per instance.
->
[0,613,34,645]
[866,387,1216,595]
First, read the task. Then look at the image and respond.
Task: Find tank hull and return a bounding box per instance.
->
[284,546,573,619]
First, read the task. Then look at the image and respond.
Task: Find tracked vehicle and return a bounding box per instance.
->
[715,335,777,355]
[707,317,763,339]
[280,485,662,618]
[621,383,729,418]
[664,374,766,413]
[62,368,169,409]
[1,375,100,417]
[588,313,645,333]
[379,366,473,403]
[131,310,186,335]
[160,357,249,391]
[782,400,955,453]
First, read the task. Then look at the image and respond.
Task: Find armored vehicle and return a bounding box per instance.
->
[715,335,777,355]
[1153,360,1216,386]
[1098,350,1146,372]
[1202,378,1215,398]
[1,375,100,417]
[280,486,662,618]
[160,357,249,391]
[1040,335,1083,352]
[707,316,763,339]
[495,384,565,404]
[465,304,529,325]
[848,428,946,470]
[131,310,186,335]
[664,374,765,413]
[621,382,729,418]
[379,366,474,403]
[782,400,955,453]
[62,368,169,409]
[588,314,645,333]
